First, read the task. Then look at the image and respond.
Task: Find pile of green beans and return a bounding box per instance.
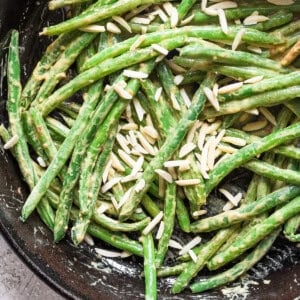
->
[2,0,300,298]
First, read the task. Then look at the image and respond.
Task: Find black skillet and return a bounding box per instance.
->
[0,1,300,299]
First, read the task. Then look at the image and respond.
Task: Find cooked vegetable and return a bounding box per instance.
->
[1,1,300,298]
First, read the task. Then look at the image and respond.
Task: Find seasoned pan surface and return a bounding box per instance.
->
[0,1,300,299]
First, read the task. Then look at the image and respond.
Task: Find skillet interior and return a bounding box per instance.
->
[0,1,300,299]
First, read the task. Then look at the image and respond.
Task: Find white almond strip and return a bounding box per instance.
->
[259,107,277,126]
[118,187,134,209]
[135,179,146,192]
[207,1,238,10]
[179,236,202,255]
[222,136,247,147]
[84,233,95,246]
[130,156,144,176]
[180,88,191,108]
[164,160,190,168]
[112,16,132,33]
[106,22,121,34]
[244,75,264,84]
[137,132,156,155]
[118,149,136,168]
[218,82,243,94]
[133,98,146,121]
[121,172,142,183]
[121,123,138,131]
[170,92,181,111]
[192,210,208,217]
[111,152,125,172]
[232,28,245,51]
[116,133,131,154]
[204,87,220,111]
[188,250,198,263]
[186,120,202,143]
[113,83,133,99]
[151,44,169,56]
[243,15,269,26]
[168,239,183,250]
[142,126,159,139]
[37,156,47,168]
[3,135,19,149]
[175,179,201,186]
[102,159,113,183]
[155,87,163,101]
[96,203,110,215]
[155,169,173,183]
[174,74,184,85]
[101,177,121,193]
[142,211,164,235]
[130,35,146,51]
[156,221,165,240]
[95,248,124,258]
[181,14,194,25]
[80,25,105,32]
[197,123,208,150]
[123,69,148,79]
[218,9,228,34]
[179,142,196,158]
[131,17,151,25]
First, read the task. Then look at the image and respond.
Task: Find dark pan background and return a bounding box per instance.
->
[0,1,300,299]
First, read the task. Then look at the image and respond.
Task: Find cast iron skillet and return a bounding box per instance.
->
[1,1,300,299]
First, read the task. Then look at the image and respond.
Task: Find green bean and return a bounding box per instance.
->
[177,0,197,20]
[5,33,55,229]
[191,5,300,25]
[190,228,280,293]
[244,159,300,186]
[21,31,79,109]
[53,82,104,241]
[21,80,103,222]
[208,195,300,270]
[39,36,186,116]
[225,127,300,160]
[155,182,176,267]
[87,223,144,257]
[142,195,161,218]
[206,122,300,195]
[191,185,300,233]
[21,111,48,163]
[32,32,96,106]
[219,71,300,102]
[119,73,216,221]
[71,125,117,245]
[273,19,300,37]
[171,226,238,293]
[93,213,150,232]
[83,26,282,70]
[143,233,157,300]
[30,107,59,162]
[157,61,187,114]
[176,197,191,233]
[201,86,300,120]
[211,65,278,81]
[42,0,170,35]
[157,262,189,278]
[284,214,300,242]
[7,30,35,188]
[180,43,286,72]
[78,61,155,214]
[251,10,293,32]
[46,117,70,140]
